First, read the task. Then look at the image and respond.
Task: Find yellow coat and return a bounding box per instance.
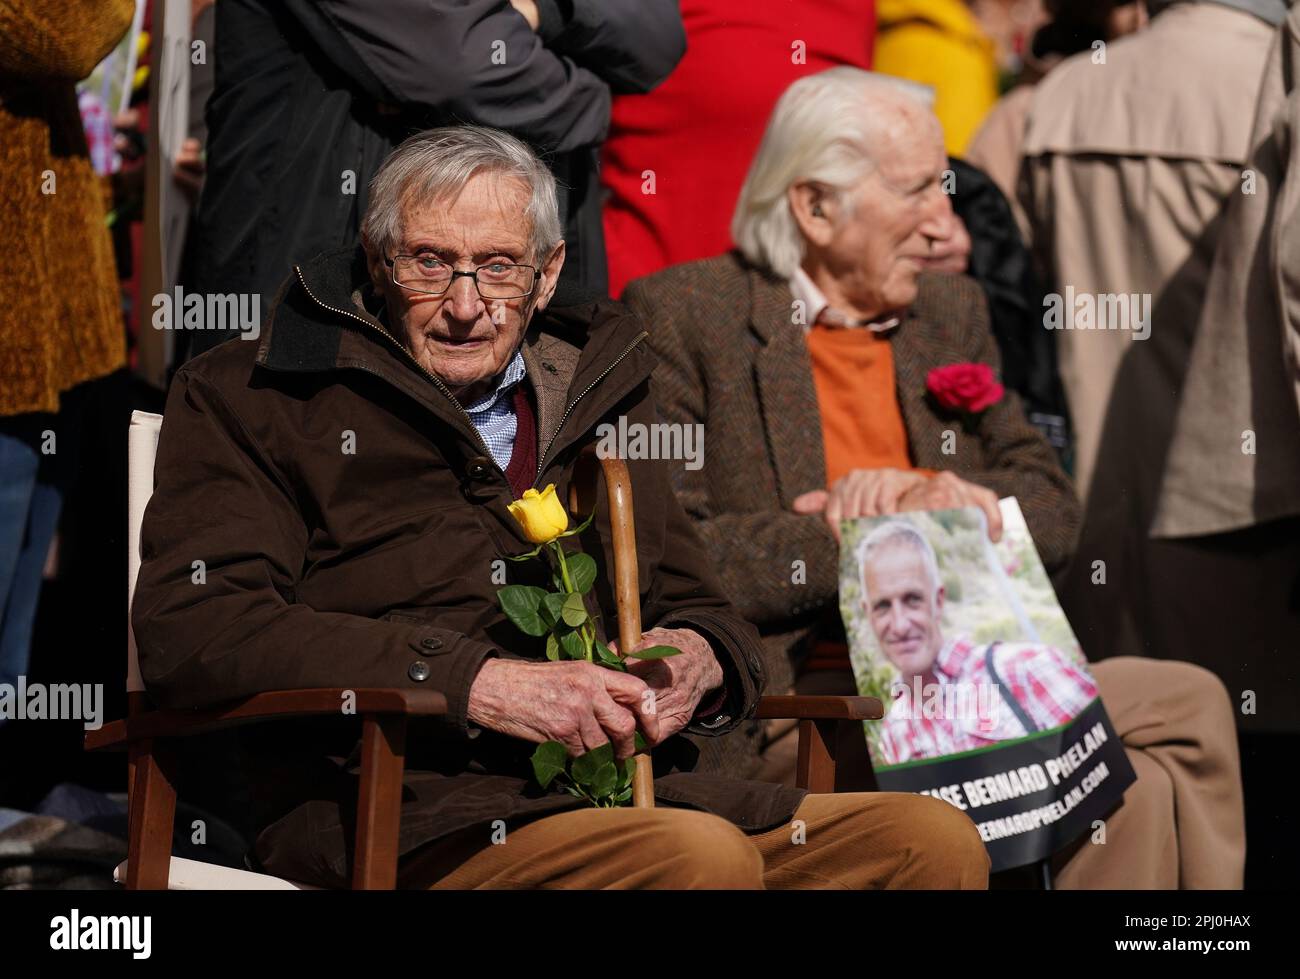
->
[0,0,134,416]
[874,0,1000,156]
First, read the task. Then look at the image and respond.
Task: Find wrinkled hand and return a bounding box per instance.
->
[467,659,660,759]
[792,468,930,542]
[895,471,1003,541]
[609,627,724,746]
[509,0,540,30]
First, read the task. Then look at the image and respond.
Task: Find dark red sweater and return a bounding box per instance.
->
[504,383,537,499]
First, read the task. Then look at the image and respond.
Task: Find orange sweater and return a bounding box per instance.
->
[805,325,914,483]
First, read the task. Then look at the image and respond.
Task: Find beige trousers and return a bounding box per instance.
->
[403,657,1241,889]
[756,656,1245,889]
[1050,657,1245,888]
[403,791,990,889]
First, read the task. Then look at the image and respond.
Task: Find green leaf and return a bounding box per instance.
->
[620,756,636,786]
[593,641,623,668]
[558,628,586,660]
[531,741,568,789]
[499,584,545,614]
[498,585,549,636]
[571,742,615,784]
[557,509,596,538]
[561,592,588,627]
[592,762,618,798]
[626,644,682,660]
[505,543,545,562]
[634,731,648,752]
[615,786,633,803]
[540,591,565,628]
[545,633,560,662]
[567,552,597,594]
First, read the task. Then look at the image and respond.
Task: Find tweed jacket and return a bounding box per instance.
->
[622,252,1079,773]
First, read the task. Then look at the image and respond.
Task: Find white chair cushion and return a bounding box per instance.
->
[113,856,320,890]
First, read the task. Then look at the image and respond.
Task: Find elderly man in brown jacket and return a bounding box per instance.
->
[133,125,987,889]
[625,68,1246,888]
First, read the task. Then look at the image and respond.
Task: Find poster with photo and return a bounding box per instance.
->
[840,498,1136,872]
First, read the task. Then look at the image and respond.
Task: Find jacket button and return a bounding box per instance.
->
[420,637,443,651]
[408,661,431,682]
[466,456,493,480]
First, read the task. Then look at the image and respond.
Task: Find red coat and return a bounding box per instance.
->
[601,0,875,298]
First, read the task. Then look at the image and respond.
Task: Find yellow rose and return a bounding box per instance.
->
[507,484,569,544]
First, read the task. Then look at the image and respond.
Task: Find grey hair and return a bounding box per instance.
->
[360,125,562,262]
[731,67,935,278]
[857,520,942,603]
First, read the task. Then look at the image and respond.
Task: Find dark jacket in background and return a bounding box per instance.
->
[135,246,801,886]
[184,0,685,358]
[948,157,1071,465]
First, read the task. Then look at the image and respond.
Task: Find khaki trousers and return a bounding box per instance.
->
[403,791,989,889]
[1051,657,1245,889]
[756,656,1245,889]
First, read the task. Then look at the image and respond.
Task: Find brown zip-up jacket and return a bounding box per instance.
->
[132,246,803,886]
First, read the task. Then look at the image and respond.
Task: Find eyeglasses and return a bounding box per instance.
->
[385,255,539,300]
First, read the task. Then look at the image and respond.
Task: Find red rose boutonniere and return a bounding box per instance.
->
[926,362,1004,432]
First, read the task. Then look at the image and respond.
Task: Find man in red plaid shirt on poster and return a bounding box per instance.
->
[859,521,1099,767]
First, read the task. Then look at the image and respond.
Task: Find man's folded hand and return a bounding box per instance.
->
[792,467,929,542]
[895,471,1002,542]
[611,627,724,745]
[467,658,660,759]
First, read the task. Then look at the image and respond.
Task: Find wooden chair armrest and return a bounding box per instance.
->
[85,688,448,751]
[755,694,883,721]
[755,696,882,793]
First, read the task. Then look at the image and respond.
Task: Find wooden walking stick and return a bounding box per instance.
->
[569,448,655,808]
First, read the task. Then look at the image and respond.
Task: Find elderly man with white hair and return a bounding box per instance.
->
[133,124,991,889]
[625,67,1247,888]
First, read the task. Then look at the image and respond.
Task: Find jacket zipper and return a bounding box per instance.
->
[534,330,648,486]
[293,267,499,464]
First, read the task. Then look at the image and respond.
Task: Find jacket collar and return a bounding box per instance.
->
[740,254,935,499]
[743,257,828,505]
[255,246,655,473]
[788,265,901,333]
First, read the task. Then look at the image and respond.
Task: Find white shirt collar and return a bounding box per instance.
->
[789,266,901,333]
